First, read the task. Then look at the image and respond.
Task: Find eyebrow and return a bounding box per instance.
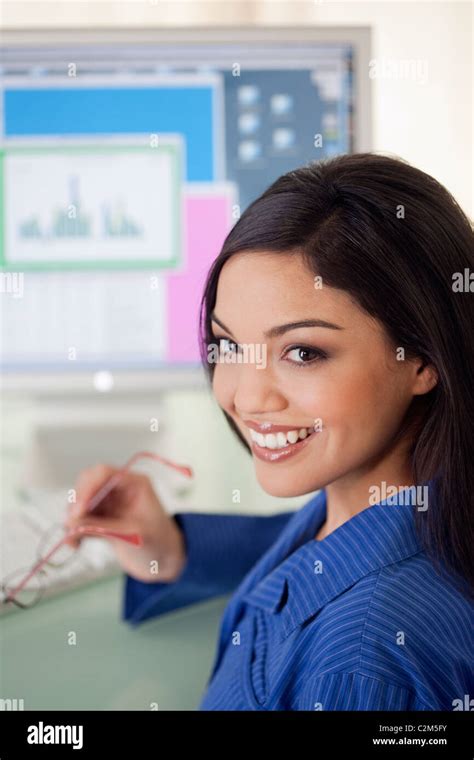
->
[210,313,343,339]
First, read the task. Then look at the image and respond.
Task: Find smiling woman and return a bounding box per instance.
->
[122,152,473,711]
[198,152,474,590]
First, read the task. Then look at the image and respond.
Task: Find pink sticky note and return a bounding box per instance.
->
[166,186,235,363]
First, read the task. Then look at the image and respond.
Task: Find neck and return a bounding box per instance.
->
[316,450,415,541]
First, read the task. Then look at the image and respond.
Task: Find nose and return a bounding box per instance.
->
[233,362,287,417]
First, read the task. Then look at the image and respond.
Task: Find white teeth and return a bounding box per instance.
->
[249,426,314,449]
[265,433,278,449]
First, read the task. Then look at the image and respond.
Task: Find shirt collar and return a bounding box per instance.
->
[242,485,427,640]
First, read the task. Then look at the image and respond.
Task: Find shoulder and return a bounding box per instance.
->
[297,553,474,710]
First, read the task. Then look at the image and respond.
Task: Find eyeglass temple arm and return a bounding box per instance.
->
[85,451,194,513]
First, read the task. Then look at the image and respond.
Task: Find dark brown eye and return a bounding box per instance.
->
[284,346,328,366]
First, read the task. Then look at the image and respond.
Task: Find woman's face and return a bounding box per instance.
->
[211,251,430,498]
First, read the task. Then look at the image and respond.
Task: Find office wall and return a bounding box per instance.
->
[2,0,472,215]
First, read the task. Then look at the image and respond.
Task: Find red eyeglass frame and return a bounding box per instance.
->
[3,450,194,606]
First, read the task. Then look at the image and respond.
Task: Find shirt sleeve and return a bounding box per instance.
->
[297,672,434,711]
[122,510,294,625]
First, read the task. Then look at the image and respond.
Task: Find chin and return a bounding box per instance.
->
[255,471,320,499]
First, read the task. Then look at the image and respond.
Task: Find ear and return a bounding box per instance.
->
[412,358,438,396]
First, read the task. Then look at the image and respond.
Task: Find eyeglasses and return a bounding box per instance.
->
[1,450,193,609]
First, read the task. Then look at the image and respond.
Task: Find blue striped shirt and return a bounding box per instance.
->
[123,487,474,710]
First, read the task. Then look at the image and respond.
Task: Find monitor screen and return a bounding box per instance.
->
[0,30,370,385]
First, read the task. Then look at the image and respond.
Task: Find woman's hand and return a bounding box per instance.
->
[64,464,187,583]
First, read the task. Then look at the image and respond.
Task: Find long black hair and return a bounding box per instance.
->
[198,152,474,595]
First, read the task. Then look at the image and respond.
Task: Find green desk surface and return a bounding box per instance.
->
[0,575,229,710]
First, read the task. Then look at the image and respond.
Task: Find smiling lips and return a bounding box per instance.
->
[243,419,320,463]
[247,424,314,449]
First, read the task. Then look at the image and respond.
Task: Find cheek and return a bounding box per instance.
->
[283,366,363,423]
[318,361,410,439]
[212,366,235,411]
[293,361,397,432]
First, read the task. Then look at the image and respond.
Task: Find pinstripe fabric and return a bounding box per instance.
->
[123,487,474,711]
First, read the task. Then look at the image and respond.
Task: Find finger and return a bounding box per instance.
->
[67,513,138,538]
[64,534,83,549]
[68,463,118,521]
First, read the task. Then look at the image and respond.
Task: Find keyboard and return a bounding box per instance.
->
[0,487,121,615]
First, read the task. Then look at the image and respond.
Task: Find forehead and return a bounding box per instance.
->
[217,250,312,295]
[213,250,360,327]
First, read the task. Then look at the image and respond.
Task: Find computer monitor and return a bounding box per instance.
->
[0,27,372,395]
